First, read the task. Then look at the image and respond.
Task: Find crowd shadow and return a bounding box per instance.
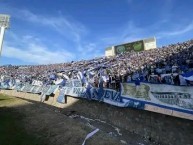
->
[14,93,193,145]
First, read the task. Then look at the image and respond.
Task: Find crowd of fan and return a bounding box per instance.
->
[0,39,193,91]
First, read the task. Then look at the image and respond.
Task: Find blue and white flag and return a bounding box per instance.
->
[57,89,66,104]
[63,74,70,80]
[182,70,193,81]
[77,71,84,81]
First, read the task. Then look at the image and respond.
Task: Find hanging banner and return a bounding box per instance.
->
[57,89,66,104]
[22,84,33,93]
[45,85,58,95]
[31,86,42,94]
[60,86,145,109]
[1,79,193,120]
[41,85,51,95]
[121,83,193,120]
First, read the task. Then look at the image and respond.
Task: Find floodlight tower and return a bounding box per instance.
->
[0,14,10,56]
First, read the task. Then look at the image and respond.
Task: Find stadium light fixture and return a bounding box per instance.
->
[0,14,10,57]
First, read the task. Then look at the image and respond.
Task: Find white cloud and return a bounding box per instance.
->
[101,18,193,48]
[2,30,102,64]
[0,7,103,64]
[157,21,193,39]
[2,33,75,64]
[3,44,75,64]
[100,21,146,46]
[14,9,104,60]
[0,5,87,43]
[16,9,88,42]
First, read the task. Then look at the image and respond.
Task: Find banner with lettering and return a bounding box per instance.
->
[60,86,145,109]
[121,83,193,120]
[1,79,193,120]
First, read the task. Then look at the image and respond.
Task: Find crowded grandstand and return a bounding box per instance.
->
[0,39,193,91]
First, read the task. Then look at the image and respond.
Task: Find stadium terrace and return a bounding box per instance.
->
[1,39,193,89]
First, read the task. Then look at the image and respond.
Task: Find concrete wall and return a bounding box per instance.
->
[143,37,157,50]
[105,46,116,57]
[1,90,192,145]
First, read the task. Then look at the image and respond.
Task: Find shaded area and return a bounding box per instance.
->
[1,91,193,145]
[14,96,165,145]
[0,98,14,101]
[0,95,44,145]
[0,94,121,145]
[58,96,193,145]
[0,108,44,145]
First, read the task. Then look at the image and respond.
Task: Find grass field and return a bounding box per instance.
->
[0,94,43,145]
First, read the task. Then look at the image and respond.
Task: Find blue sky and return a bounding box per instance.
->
[0,0,193,65]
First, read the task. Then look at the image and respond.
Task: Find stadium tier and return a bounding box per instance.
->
[1,39,193,88]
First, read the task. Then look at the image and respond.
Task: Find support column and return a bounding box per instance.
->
[0,27,5,56]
